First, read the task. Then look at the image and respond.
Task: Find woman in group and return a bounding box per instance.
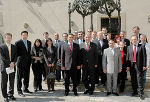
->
[114,35,121,48]
[31,39,44,92]
[43,38,57,92]
[106,33,112,41]
[118,41,127,94]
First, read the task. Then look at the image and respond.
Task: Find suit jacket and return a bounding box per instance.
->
[15,39,31,67]
[58,40,68,59]
[121,38,130,46]
[74,39,85,44]
[41,39,46,48]
[80,42,98,68]
[53,40,61,59]
[126,44,146,71]
[103,47,122,73]
[43,46,57,65]
[61,42,80,70]
[92,39,109,56]
[0,44,17,72]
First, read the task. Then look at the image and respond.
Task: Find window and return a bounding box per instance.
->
[101,17,120,38]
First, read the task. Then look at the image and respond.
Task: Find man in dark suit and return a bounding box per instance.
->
[15,31,32,97]
[80,34,98,95]
[120,31,130,46]
[132,26,142,43]
[93,31,108,86]
[74,31,85,44]
[61,34,80,96]
[0,33,17,102]
[41,32,49,47]
[74,31,85,85]
[53,33,62,82]
[126,35,146,100]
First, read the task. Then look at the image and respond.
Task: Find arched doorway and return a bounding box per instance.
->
[0,34,4,45]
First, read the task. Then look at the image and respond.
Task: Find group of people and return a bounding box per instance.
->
[0,26,149,102]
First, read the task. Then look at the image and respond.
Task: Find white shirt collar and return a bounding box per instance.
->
[6,43,11,47]
[85,42,90,45]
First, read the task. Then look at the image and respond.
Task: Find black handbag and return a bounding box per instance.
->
[46,72,56,79]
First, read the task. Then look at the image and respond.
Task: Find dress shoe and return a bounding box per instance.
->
[112,92,119,96]
[4,98,9,102]
[24,89,33,93]
[84,90,89,94]
[132,92,138,96]
[89,91,93,95]
[18,93,25,97]
[74,91,78,96]
[106,92,111,96]
[52,88,55,91]
[34,89,37,92]
[39,89,44,91]
[140,95,145,100]
[8,96,16,100]
[65,92,69,96]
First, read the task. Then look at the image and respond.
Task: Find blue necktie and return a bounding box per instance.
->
[24,40,28,52]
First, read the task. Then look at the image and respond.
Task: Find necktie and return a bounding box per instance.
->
[87,43,89,52]
[99,40,103,47]
[24,40,28,52]
[70,44,73,53]
[8,45,11,61]
[133,45,136,62]
[55,40,58,48]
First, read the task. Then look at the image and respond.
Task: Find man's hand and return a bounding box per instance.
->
[143,67,147,71]
[58,59,61,62]
[10,62,15,70]
[95,65,98,68]
[80,65,83,69]
[61,67,65,70]
[48,64,52,67]
[34,57,40,61]
[51,63,54,67]
[126,67,130,72]
[119,69,122,73]
[103,69,107,74]
[77,66,80,70]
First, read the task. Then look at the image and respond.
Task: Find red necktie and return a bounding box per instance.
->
[70,44,73,53]
[133,45,136,62]
[87,43,89,52]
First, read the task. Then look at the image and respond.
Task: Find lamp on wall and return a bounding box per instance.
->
[148,15,150,23]
[24,23,29,29]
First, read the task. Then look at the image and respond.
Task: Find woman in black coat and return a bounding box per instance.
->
[31,39,44,92]
[43,38,57,92]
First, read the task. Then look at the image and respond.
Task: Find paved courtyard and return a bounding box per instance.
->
[0,71,150,102]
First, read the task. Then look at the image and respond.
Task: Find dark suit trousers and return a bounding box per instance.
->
[130,62,138,93]
[82,65,95,91]
[118,67,126,92]
[1,72,15,98]
[135,65,145,95]
[64,68,77,92]
[56,65,61,81]
[17,62,31,93]
[77,69,81,85]
[32,63,43,90]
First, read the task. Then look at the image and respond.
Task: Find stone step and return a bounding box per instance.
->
[54,79,150,92]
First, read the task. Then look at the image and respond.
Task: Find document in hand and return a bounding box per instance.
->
[6,67,14,74]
